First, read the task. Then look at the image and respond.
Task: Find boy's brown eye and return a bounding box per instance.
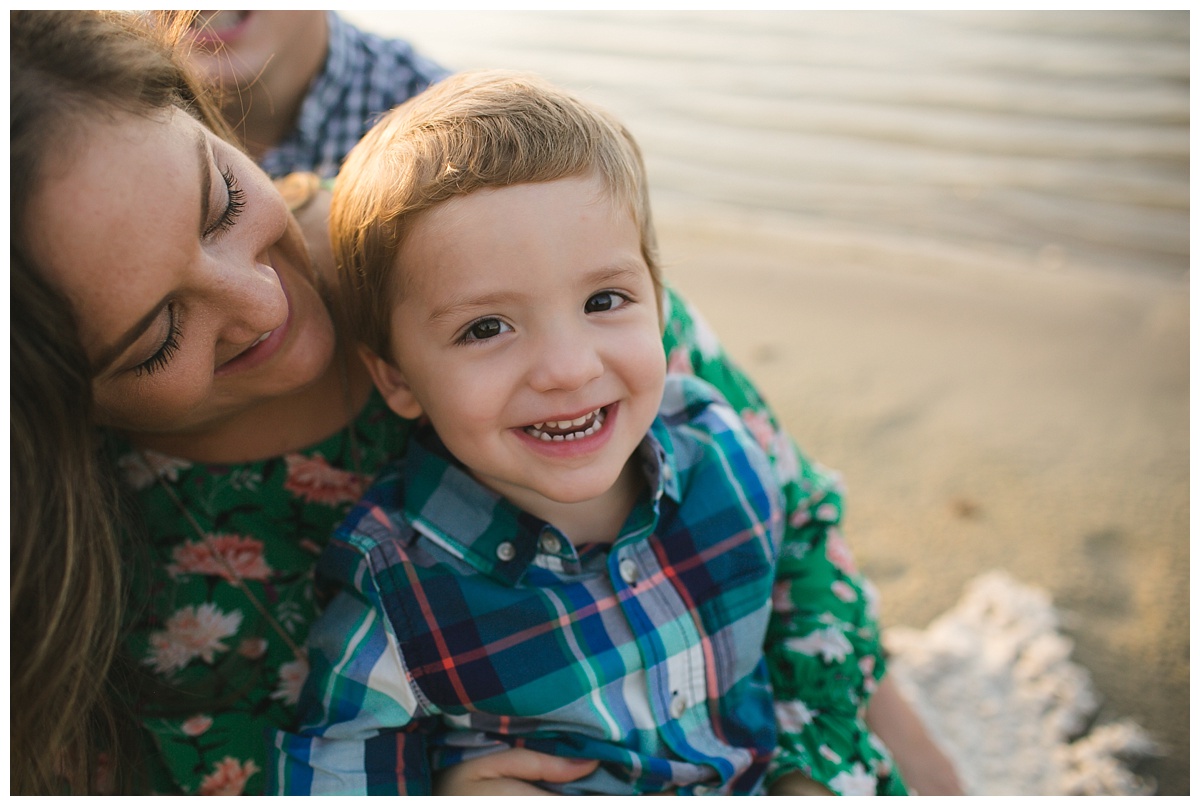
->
[585,292,615,313]
[468,319,502,340]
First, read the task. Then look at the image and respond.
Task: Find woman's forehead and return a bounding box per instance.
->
[27,108,206,349]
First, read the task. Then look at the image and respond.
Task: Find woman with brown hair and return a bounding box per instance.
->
[10,9,958,795]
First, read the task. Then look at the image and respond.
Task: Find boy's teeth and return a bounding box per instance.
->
[535,412,594,430]
[526,408,605,441]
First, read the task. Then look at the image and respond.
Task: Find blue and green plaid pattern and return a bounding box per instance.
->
[259,12,449,179]
[270,375,783,795]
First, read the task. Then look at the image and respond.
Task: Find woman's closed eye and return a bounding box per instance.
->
[204,166,246,238]
[134,302,182,377]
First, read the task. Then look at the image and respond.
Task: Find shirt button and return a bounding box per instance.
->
[619,559,639,585]
[540,533,561,555]
[496,541,516,562]
[670,693,687,719]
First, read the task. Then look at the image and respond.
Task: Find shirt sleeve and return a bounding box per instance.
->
[267,564,436,795]
[659,286,905,794]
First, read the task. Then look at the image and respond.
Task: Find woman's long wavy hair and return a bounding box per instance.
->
[9,10,227,793]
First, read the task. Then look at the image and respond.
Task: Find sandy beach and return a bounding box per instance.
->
[658,208,1188,793]
[346,11,1189,793]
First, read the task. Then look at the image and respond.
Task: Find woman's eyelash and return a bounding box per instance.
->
[134,303,181,377]
[207,166,245,236]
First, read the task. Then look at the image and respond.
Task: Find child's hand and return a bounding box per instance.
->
[433,748,599,795]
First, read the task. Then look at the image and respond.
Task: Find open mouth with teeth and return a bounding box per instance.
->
[524,406,607,442]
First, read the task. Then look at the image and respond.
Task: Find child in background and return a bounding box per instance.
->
[269,69,789,795]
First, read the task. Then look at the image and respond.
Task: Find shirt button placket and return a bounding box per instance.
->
[539,532,561,555]
[669,692,688,720]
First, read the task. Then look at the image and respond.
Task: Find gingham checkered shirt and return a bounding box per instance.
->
[259,12,449,179]
[270,375,784,795]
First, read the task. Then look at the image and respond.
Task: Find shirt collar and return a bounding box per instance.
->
[402,418,683,585]
[288,12,355,155]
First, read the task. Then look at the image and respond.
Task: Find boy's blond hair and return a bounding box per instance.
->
[331,68,662,362]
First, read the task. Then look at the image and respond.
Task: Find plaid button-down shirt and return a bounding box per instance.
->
[259,12,449,179]
[270,376,784,795]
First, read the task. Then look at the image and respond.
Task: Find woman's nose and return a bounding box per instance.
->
[212,255,288,346]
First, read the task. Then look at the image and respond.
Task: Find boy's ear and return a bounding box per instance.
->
[358,344,424,420]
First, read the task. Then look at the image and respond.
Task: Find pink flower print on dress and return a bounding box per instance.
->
[144,603,243,675]
[771,579,796,614]
[181,714,213,737]
[197,757,261,796]
[819,744,843,765]
[168,535,272,583]
[238,637,269,659]
[740,409,776,454]
[283,453,365,506]
[859,655,878,696]
[666,347,695,376]
[824,528,859,576]
[831,579,858,603]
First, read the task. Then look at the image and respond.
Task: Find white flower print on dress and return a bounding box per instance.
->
[769,431,801,485]
[775,699,817,733]
[271,656,310,706]
[117,449,191,491]
[828,762,877,796]
[144,603,243,675]
[785,626,853,664]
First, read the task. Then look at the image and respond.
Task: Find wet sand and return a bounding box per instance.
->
[348,11,1189,793]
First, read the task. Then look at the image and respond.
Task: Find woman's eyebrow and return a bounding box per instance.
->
[91,292,171,376]
[92,128,209,376]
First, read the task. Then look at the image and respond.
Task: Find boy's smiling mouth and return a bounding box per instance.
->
[524,406,608,442]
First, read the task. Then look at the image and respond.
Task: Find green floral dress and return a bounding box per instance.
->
[115,287,904,795]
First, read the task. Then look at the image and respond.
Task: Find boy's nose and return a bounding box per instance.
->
[528,328,604,393]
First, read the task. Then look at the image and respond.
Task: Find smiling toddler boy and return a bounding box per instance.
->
[269,69,785,795]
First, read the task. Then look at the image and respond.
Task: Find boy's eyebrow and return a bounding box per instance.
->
[426,290,522,325]
[425,263,647,325]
